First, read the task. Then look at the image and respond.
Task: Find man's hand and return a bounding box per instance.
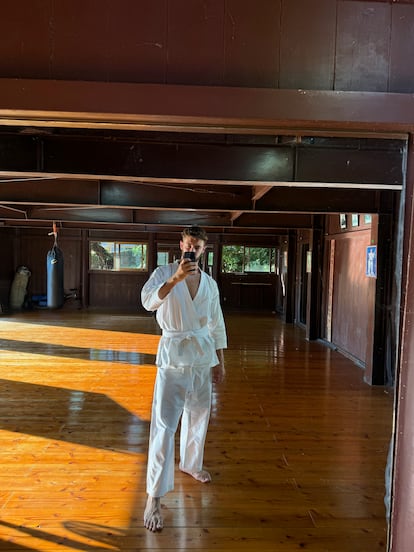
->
[176,257,197,280]
[212,356,225,384]
[158,258,197,300]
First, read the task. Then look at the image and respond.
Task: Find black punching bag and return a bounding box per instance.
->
[47,227,64,309]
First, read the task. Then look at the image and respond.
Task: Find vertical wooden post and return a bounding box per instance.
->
[306,216,324,340]
[390,135,414,551]
[368,201,397,386]
[148,233,156,274]
[284,229,296,323]
[80,229,89,308]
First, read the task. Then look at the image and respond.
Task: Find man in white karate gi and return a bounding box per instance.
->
[141,225,227,532]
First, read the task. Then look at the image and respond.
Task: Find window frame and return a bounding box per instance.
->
[89,240,148,272]
[221,244,276,275]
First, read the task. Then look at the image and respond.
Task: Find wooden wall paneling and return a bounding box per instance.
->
[335,1,392,92]
[90,272,148,309]
[1,0,414,97]
[389,4,414,92]
[167,0,224,85]
[279,0,336,90]
[343,0,414,4]
[331,230,375,365]
[19,233,50,296]
[0,1,51,79]
[51,1,113,81]
[59,236,82,294]
[220,274,277,311]
[219,275,240,309]
[0,229,17,308]
[224,0,281,88]
[105,0,168,84]
[239,280,275,311]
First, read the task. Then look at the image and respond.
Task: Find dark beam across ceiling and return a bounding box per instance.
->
[0,80,407,232]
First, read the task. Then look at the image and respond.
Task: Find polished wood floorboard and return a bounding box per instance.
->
[0,311,393,551]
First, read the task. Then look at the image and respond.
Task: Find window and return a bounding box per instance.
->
[206,250,214,275]
[221,245,276,274]
[90,241,147,271]
[157,251,169,266]
[156,244,181,266]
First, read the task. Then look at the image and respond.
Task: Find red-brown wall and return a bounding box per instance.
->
[324,215,377,367]
[1,1,414,93]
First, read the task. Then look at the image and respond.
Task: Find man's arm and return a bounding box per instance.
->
[158,258,196,299]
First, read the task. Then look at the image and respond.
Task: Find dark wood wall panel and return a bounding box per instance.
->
[390,5,414,92]
[0,1,51,78]
[19,234,51,295]
[0,230,17,308]
[89,272,148,309]
[224,0,281,88]
[168,0,224,85]
[52,0,168,82]
[0,1,414,92]
[51,1,110,81]
[220,273,277,311]
[344,0,414,3]
[279,0,336,90]
[104,0,167,84]
[335,1,391,91]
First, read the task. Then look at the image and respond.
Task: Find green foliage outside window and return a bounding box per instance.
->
[90,241,147,271]
[221,245,275,273]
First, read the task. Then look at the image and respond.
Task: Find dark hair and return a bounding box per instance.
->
[181,225,208,243]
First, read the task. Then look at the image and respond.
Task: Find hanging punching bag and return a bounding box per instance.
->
[47,225,64,309]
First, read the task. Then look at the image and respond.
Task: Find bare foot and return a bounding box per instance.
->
[180,467,212,483]
[144,496,163,532]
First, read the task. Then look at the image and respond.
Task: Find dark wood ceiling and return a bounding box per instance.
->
[0,126,404,233]
[0,80,407,234]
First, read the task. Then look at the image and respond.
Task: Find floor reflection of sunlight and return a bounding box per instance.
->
[1,518,126,550]
[0,321,160,355]
[0,316,158,551]
[0,439,146,549]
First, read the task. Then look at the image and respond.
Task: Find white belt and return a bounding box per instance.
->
[163,327,208,356]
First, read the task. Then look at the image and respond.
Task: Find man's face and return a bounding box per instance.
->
[180,236,206,260]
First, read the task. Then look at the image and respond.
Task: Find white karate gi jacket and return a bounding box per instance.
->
[141,262,227,369]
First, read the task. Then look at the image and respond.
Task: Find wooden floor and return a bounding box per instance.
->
[0,310,393,551]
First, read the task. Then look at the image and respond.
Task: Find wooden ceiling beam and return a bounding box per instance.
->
[0,79,411,135]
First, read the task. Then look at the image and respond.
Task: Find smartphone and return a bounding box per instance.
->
[184,251,196,262]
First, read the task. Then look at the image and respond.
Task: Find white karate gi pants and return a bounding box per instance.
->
[146,363,212,497]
